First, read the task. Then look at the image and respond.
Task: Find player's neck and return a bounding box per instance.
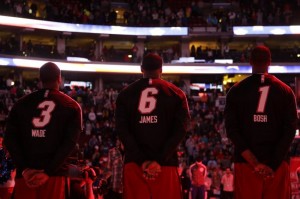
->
[252,65,269,74]
[252,71,268,75]
[143,72,161,79]
[42,82,60,90]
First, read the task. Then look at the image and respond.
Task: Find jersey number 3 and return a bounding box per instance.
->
[32,100,56,128]
[257,86,270,113]
[138,88,158,114]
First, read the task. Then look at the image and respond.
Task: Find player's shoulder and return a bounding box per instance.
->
[56,90,74,100]
[266,75,295,95]
[58,91,81,108]
[13,90,40,105]
[44,89,81,111]
[117,79,145,98]
[227,75,258,93]
[189,163,195,169]
[270,75,291,87]
[160,79,186,97]
[189,162,197,169]
[232,75,254,88]
[119,79,141,92]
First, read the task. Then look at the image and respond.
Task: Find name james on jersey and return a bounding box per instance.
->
[139,115,158,123]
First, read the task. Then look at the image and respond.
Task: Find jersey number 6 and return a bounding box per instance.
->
[138,87,158,114]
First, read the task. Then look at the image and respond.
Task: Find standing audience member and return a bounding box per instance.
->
[225,45,298,199]
[210,168,222,197]
[180,167,191,199]
[185,135,196,165]
[221,167,234,199]
[106,138,124,199]
[205,174,212,199]
[68,164,96,199]
[0,133,15,199]
[4,62,82,199]
[115,53,190,199]
[189,156,207,199]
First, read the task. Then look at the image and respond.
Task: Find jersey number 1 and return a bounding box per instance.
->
[257,86,270,113]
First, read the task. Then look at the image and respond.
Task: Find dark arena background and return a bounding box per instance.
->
[1,0,300,198]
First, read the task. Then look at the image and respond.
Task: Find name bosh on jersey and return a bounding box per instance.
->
[253,114,268,123]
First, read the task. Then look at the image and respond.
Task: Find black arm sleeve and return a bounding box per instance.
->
[270,91,297,170]
[115,93,146,165]
[158,95,190,163]
[224,88,249,153]
[4,107,27,171]
[45,106,82,175]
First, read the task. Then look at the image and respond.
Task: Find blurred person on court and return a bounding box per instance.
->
[225,45,298,199]
[115,53,190,199]
[189,156,207,199]
[105,137,124,199]
[4,62,82,199]
[221,167,234,199]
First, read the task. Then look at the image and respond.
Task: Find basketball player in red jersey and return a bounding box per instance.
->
[4,62,82,199]
[115,53,190,199]
[225,46,298,199]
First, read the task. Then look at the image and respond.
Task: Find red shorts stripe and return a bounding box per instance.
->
[234,162,290,199]
[13,176,66,199]
[123,162,182,199]
[0,187,14,199]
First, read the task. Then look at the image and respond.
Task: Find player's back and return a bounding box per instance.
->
[116,78,189,165]
[226,74,296,163]
[6,88,81,171]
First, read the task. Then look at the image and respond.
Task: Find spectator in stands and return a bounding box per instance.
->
[180,166,191,199]
[186,135,196,165]
[221,167,234,199]
[189,155,207,199]
[1,0,300,28]
[0,133,16,199]
[106,138,123,199]
[210,168,222,197]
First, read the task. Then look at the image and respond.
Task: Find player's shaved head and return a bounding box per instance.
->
[141,53,163,78]
[141,53,162,71]
[40,62,61,83]
[250,46,271,73]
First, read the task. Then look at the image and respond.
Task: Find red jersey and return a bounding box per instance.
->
[115,78,190,166]
[189,162,207,186]
[225,74,298,170]
[4,89,82,177]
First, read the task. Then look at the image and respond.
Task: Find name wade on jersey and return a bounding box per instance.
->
[32,129,46,137]
[139,115,158,124]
